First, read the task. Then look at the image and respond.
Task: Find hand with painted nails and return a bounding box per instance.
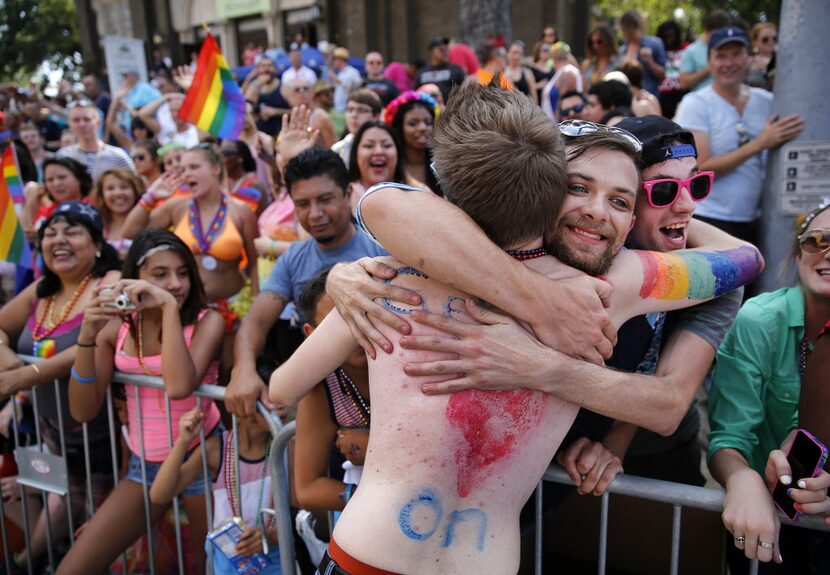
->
[336,428,369,465]
[766,449,830,524]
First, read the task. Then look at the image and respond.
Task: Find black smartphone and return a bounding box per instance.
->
[771,429,829,521]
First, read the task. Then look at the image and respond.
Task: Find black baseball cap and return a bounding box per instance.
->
[41,200,104,234]
[708,26,750,52]
[616,115,697,168]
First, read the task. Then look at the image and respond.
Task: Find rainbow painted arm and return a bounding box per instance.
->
[607,244,763,323]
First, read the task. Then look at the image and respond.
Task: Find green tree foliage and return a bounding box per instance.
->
[0,0,80,81]
[594,0,782,37]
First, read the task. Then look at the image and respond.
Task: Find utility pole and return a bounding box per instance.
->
[758,0,830,291]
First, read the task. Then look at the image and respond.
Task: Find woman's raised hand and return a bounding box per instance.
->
[146,171,181,202]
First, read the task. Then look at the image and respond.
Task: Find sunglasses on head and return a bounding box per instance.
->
[68,99,94,109]
[798,229,830,254]
[642,171,715,208]
[560,103,585,116]
[558,119,643,152]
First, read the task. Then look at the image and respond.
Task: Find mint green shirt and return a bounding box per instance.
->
[707,286,804,475]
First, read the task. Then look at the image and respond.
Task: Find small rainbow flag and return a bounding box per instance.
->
[2,146,24,205]
[0,146,31,268]
[178,33,245,140]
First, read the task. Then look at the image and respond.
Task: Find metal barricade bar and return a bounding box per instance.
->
[269,420,297,575]
[10,354,830,574]
[538,464,830,574]
[10,355,286,575]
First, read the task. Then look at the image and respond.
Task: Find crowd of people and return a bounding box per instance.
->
[0,7,826,575]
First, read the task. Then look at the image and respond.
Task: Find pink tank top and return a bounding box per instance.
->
[115,309,221,461]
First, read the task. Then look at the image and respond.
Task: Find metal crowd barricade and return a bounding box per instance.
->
[5,355,284,575]
[536,464,830,575]
[6,353,830,575]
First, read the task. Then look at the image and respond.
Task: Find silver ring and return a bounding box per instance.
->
[758,541,774,550]
[580,474,587,481]
[734,535,746,545]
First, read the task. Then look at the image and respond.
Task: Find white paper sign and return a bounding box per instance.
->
[780,141,830,215]
[102,35,149,89]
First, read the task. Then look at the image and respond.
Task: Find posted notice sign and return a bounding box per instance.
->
[780,141,830,215]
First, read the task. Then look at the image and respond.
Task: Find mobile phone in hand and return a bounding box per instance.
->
[772,429,829,521]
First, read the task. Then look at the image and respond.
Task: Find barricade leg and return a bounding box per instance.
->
[268,420,297,575]
[534,482,543,575]
[164,394,186,575]
[670,505,681,575]
[105,387,130,573]
[597,491,609,575]
[133,385,156,575]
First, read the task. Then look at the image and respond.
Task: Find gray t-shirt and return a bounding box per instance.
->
[263,228,386,324]
[627,288,744,457]
[674,86,772,222]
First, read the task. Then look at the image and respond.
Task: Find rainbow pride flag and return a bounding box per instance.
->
[178,33,245,140]
[0,146,31,268]
[2,146,24,204]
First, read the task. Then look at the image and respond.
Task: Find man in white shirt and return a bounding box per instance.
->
[330,47,363,112]
[281,43,317,87]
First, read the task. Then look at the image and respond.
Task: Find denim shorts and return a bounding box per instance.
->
[125,451,208,496]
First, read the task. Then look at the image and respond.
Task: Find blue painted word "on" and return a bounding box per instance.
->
[398,488,488,551]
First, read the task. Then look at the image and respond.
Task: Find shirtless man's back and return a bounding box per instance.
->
[335,254,578,574]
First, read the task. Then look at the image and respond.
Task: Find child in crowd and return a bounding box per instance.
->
[292,269,370,513]
[150,406,281,574]
[60,229,225,575]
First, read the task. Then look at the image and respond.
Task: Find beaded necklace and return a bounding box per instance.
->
[188,196,228,254]
[799,335,813,377]
[135,313,161,376]
[136,313,168,411]
[506,247,549,261]
[224,429,273,529]
[335,368,370,426]
[32,274,94,345]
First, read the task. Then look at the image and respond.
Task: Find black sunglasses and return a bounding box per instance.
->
[560,103,585,116]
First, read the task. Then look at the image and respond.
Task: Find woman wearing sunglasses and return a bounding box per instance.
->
[708,202,830,573]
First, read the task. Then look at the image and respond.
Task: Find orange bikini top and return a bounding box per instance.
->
[173,200,248,269]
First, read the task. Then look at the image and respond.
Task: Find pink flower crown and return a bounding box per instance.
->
[383,91,440,126]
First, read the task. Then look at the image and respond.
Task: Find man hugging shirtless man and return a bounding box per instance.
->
[270,80,763,575]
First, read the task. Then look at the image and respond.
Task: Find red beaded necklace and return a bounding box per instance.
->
[507,247,549,261]
[32,274,94,342]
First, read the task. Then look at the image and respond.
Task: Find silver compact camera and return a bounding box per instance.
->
[101,288,136,311]
[114,293,136,311]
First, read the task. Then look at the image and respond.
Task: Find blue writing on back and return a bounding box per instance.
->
[442,509,488,551]
[398,489,443,541]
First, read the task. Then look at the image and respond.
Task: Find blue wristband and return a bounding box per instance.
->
[70,366,96,384]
